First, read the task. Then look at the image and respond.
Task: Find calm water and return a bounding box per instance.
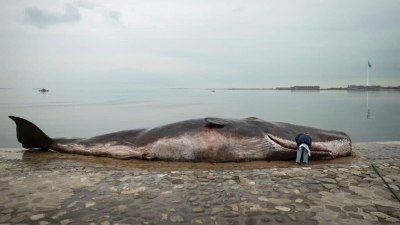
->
[1,88,399,148]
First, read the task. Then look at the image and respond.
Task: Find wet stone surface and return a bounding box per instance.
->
[0,142,400,224]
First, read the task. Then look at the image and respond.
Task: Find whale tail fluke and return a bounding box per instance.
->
[9,116,53,149]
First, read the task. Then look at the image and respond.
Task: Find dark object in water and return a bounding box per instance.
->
[38,88,49,92]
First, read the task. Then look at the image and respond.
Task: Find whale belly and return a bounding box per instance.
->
[147,131,268,162]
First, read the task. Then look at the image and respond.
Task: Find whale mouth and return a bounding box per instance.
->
[287,147,332,155]
[291,148,332,158]
[282,146,333,158]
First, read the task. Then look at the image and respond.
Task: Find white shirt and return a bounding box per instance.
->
[300,143,311,156]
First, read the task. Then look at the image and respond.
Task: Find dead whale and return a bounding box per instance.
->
[9,116,352,162]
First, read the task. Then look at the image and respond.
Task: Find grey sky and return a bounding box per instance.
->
[0,0,399,88]
[23,4,81,28]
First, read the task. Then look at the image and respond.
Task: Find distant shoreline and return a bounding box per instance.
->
[203,88,400,91]
[1,87,399,91]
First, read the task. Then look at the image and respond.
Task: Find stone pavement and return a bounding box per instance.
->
[0,142,400,225]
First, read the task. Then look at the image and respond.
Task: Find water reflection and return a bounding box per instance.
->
[367,92,370,119]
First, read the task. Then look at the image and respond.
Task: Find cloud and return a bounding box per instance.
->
[73,0,96,10]
[232,6,245,13]
[108,10,121,22]
[23,4,81,28]
[72,1,121,23]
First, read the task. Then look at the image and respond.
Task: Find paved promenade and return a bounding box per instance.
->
[1,142,400,225]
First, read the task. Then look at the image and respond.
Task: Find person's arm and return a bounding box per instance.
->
[295,134,300,142]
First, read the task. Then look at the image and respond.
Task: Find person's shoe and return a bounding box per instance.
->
[303,162,308,165]
[296,162,300,166]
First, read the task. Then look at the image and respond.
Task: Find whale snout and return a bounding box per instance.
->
[309,139,352,159]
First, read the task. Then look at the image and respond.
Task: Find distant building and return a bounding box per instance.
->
[276,86,320,90]
[291,86,320,90]
[381,86,400,90]
[347,85,381,90]
[327,87,345,90]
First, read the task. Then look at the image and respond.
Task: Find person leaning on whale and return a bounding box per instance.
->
[9,116,352,162]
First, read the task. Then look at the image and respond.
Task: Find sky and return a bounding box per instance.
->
[0,0,399,89]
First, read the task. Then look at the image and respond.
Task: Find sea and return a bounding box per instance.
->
[1,88,399,148]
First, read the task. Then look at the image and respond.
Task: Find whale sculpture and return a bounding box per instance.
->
[9,116,352,162]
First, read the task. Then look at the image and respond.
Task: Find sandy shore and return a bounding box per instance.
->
[0,142,399,224]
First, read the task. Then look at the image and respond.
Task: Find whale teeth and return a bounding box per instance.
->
[142,153,152,160]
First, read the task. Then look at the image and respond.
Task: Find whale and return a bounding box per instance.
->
[9,116,352,162]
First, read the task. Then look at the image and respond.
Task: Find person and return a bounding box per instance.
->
[295,132,312,165]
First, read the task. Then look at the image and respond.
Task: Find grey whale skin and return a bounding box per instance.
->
[9,116,352,162]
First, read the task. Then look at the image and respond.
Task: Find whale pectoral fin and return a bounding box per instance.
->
[205,117,231,126]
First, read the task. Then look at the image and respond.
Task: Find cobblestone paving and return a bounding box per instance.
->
[0,142,400,225]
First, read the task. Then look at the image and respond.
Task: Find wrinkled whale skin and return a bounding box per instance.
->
[9,116,352,162]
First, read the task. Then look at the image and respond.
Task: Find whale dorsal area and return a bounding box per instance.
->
[204,117,231,126]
